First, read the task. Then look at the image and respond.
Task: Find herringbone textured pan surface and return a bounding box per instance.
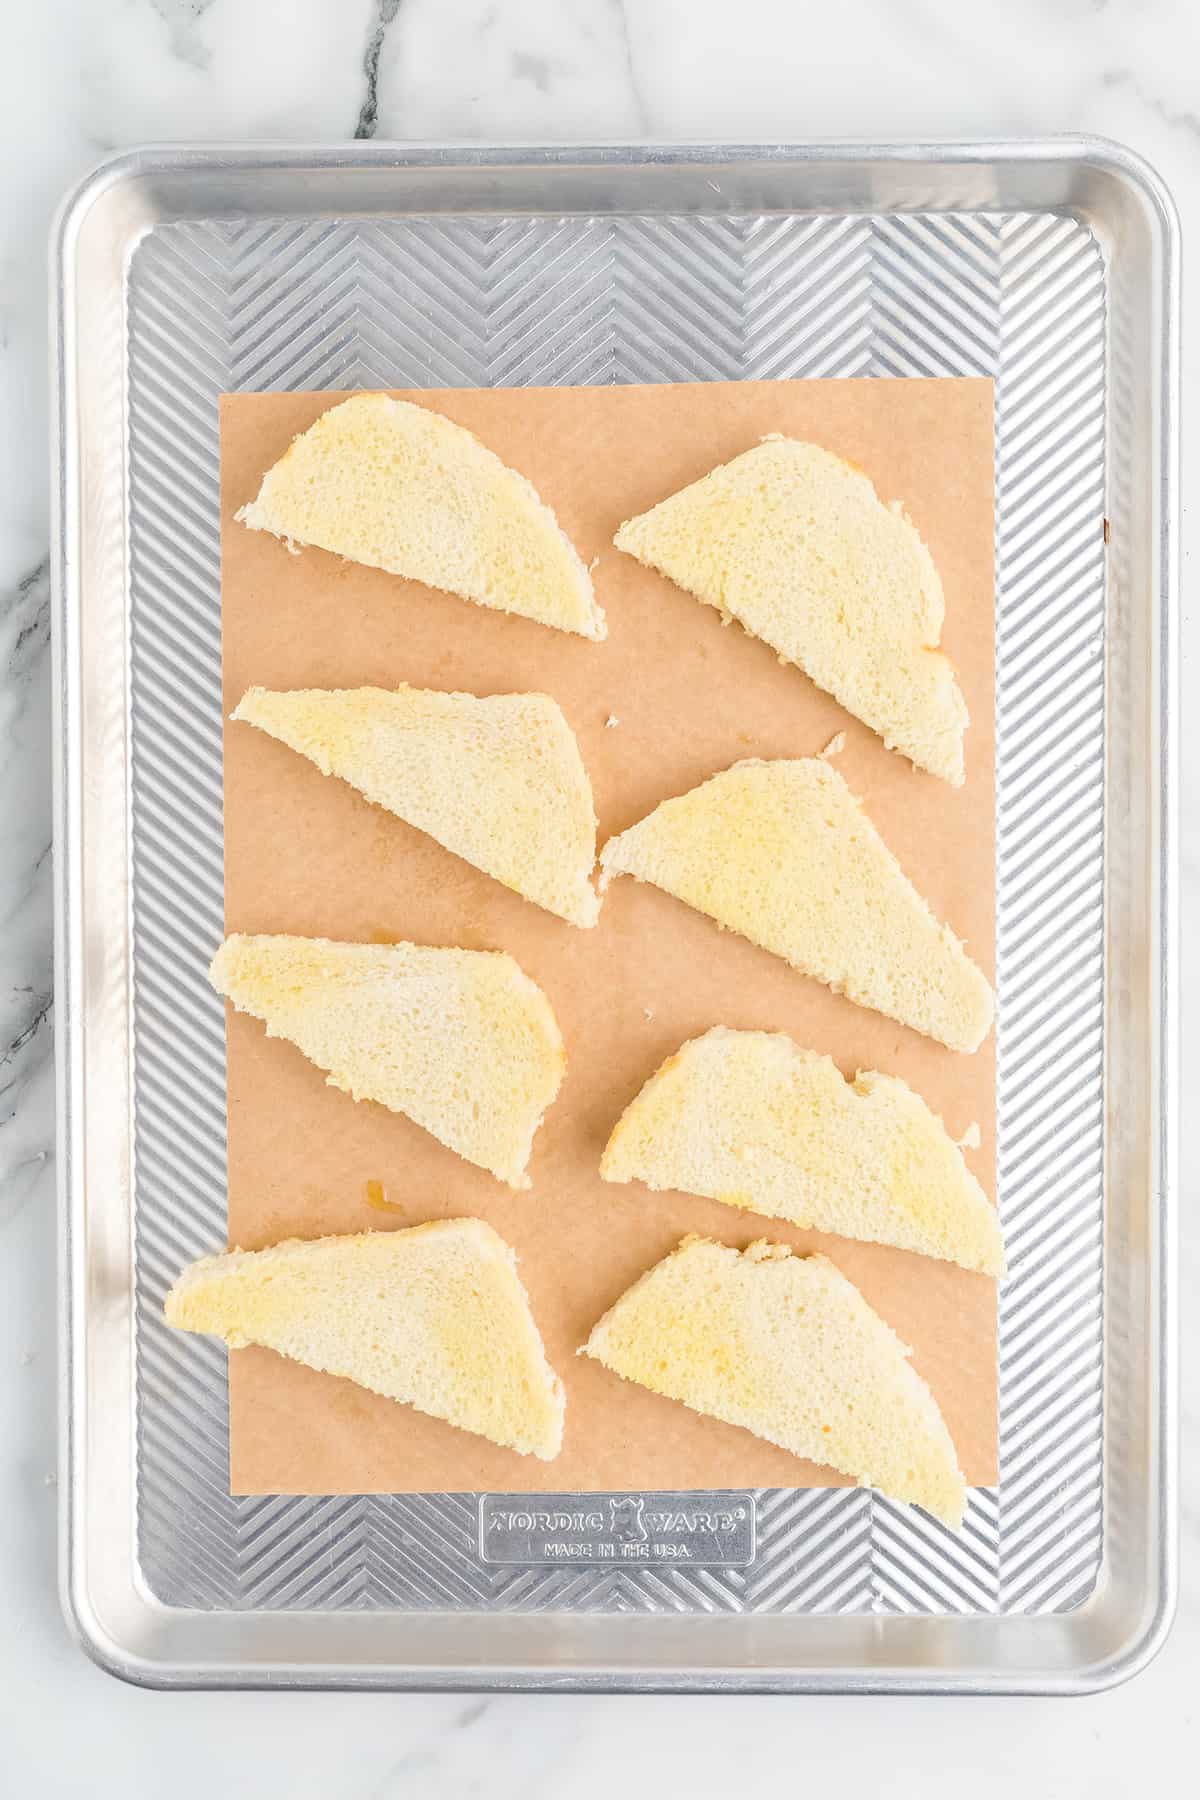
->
[128,210,1105,1614]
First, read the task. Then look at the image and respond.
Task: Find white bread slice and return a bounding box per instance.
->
[238,393,605,641]
[210,934,565,1188]
[602,1028,1003,1275]
[599,758,993,1053]
[165,1219,564,1459]
[615,438,967,783]
[232,684,600,927]
[583,1236,966,1524]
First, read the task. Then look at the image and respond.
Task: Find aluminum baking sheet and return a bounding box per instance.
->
[53,142,1177,1692]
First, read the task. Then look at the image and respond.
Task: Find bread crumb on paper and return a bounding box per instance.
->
[958,1122,982,1151]
[605,714,620,729]
[820,732,847,760]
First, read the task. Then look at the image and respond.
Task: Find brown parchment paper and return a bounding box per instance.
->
[218,378,996,1495]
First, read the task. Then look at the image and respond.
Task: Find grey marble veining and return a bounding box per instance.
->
[0,556,52,1220]
[1,0,1196,1790]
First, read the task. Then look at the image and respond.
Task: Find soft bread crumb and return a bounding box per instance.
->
[598,758,994,1053]
[583,1236,966,1525]
[605,714,620,729]
[958,1121,982,1151]
[209,934,566,1188]
[613,438,967,783]
[239,393,605,640]
[820,731,847,759]
[232,683,600,928]
[601,1027,1003,1275]
[165,1220,564,1459]
[364,1179,406,1215]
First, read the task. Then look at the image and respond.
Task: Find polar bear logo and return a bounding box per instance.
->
[608,1496,646,1544]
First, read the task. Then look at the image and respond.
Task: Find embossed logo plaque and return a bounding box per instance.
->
[479,1492,756,1567]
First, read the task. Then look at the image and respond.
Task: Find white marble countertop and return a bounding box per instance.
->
[2,0,1195,1790]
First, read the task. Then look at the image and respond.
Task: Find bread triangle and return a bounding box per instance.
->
[602,1028,1002,1274]
[583,1236,966,1524]
[165,1220,564,1459]
[238,393,605,640]
[210,934,565,1188]
[599,758,993,1052]
[615,438,967,783]
[233,684,600,927]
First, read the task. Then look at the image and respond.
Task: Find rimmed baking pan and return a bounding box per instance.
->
[53,140,1177,1691]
